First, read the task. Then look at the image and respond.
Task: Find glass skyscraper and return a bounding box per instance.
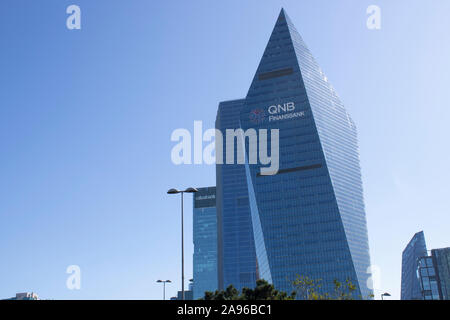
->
[401,231,428,300]
[216,100,258,291]
[417,255,440,300]
[402,231,450,300]
[192,187,218,299]
[216,9,373,298]
[431,248,450,300]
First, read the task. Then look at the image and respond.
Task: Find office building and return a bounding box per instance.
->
[216,100,258,291]
[401,231,428,300]
[3,292,40,300]
[216,9,373,298]
[171,282,194,301]
[402,231,450,300]
[431,247,450,300]
[193,187,218,299]
[417,255,440,300]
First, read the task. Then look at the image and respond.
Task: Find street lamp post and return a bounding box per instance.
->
[167,187,198,300]
[156,279,171,300]
[381,292,391,300]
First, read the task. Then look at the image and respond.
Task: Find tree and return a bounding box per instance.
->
[201,279,295,300]
[240,279,296,300]
[291,275,323,300]
[203,277,374,300]
[203,285,240,300]
[332,279,357,300]
[292,275,373,300]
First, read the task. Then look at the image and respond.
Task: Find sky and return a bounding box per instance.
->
[0,0,449,300]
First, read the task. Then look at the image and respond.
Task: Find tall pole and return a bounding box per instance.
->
[168,187,197,301]
[157,280,171,300]
[163,281,166,300]
[181,192,185,301]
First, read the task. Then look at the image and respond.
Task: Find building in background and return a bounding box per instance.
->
[431,248,450,300]
[170,290,194,300]
[417,255,440,300]
[171,281,194,301]
[401,231,428,300]
[417,247,450,300]
[216,9,373,298]
[402,231,450,300]
[216,100,258,292]
[176,289,193,301]
[192,187,218,299]
[2,292,39,300]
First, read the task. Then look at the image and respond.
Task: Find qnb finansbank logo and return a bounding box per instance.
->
[171,121,279,176]
[249,102,306,124]
[249,109,265,124]
[267,102,305,122]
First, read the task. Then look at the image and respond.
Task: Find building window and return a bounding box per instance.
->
[258,68,294,81]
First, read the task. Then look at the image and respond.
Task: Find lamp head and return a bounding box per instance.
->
[167,188,180,194]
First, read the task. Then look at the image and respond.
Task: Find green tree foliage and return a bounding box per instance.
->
[202,279,296,300]
[292,275,374,300]
[202,277,374,300]
[291,275,323,300]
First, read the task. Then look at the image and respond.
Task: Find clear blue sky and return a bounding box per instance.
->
[1,0,449,300]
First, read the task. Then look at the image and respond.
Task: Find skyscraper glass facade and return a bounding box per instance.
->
[418,256,440,300]
[401,231,428,300]
[432,248,450,300]
[402,231,450,300]
[193,187,218,299]
[216,100,258,291]
[216,9,373,298]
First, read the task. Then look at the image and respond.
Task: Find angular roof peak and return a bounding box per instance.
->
[277,8,293,24]
[277,8,286,21]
